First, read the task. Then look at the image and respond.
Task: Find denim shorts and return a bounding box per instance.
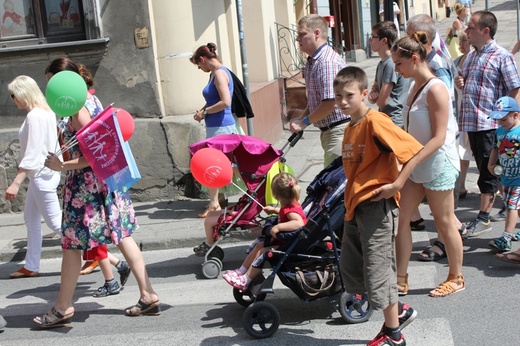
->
[423,157,459,191]
[206,124,236,138]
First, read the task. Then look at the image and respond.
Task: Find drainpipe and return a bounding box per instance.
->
[517,0,520,48]
[235,0,254,136]
[310,0,318,14]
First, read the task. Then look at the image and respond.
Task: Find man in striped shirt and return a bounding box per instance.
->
[456,10,520,236]
[290,14,349,167]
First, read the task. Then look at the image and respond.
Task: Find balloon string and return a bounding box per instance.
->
[231,182,265,209]
[36,134,78,176]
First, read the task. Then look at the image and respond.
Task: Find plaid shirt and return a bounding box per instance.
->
[304,44,348,128]
[459,40,520,132]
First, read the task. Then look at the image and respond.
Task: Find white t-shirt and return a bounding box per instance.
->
[379,2,400,37]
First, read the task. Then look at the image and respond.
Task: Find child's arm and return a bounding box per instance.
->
[263,206,280,214]
[367,82,379,104]
[488,148,499,176]
[270,212,305,239]
[375,82,394,110]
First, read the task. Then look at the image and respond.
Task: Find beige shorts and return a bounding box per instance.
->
[340,198,399,310]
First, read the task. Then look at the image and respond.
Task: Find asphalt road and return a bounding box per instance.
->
[1,230,519,346]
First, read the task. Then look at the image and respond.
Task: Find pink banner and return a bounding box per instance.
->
[76,105,128,182]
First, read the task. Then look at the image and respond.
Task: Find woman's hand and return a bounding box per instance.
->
[5,183,19,201]
[371,183,399,201]
[194,109,205,123]
[45,152,63,171]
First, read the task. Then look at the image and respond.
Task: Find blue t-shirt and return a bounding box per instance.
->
[202,66,234,128]
[496,124,520,186]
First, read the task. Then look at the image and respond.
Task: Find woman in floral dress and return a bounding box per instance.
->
[34,57,160,328]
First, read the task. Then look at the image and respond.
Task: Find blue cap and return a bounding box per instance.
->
[489,96,520,120]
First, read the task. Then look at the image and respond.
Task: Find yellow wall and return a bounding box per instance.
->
[148,0,297,117]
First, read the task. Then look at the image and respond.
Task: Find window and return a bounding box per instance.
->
[0,0,100,48]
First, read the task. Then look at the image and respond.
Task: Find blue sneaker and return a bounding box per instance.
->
[489,236,512,252]
[466,219,492,237]
[512,232,520,241]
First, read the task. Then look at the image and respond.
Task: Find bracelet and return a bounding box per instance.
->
[303,116,311,126]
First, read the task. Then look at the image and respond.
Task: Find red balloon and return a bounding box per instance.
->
[114,108,135,141]
[190,148,233,188]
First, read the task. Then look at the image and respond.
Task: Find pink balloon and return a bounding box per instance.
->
[114,108,135,141]
[190,148,233,188]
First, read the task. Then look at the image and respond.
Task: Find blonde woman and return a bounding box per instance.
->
[448,3,468,59]
[6,75,62,279]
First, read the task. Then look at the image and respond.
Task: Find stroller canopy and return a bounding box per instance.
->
[189,134,283,195]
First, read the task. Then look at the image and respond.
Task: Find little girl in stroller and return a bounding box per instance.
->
[223,172,307,291]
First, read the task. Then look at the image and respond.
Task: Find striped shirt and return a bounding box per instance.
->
[304,43,348,128]
[459,40,520,132]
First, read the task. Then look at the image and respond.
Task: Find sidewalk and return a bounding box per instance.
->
[0,0,516,263]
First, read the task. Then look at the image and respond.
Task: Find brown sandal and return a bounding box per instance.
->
[429,273,465,297]
[397,273,409,296]
[198,204,221,218]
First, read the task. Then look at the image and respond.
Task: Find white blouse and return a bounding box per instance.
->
[18,108,59,179]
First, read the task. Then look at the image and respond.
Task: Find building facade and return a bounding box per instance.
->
[0,0,445,212]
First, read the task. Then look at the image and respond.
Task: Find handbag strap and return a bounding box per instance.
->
[405,77,435,131]
[295,265,335,297]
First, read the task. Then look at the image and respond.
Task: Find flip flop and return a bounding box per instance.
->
[125,300,161,316]
[496,252,520,264]
[33,307,74,329]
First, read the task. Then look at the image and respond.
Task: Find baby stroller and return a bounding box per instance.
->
[231,157,373,338]
[189,133,302,279]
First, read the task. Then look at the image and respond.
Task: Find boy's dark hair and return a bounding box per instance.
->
[372,21,398,49]
[474,10,497,38]
[333,66,368,91]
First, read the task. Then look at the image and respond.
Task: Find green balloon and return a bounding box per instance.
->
[46,70,87,117]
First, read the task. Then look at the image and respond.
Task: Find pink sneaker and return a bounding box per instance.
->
[232,275,249,291]
[222,269,241,285]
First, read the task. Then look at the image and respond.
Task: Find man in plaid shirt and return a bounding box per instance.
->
[456,10,520,236]
[290,14,349,167]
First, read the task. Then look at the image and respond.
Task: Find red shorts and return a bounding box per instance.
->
[83,245,108,261]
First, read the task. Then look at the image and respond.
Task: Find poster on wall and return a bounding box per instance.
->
[0,0,33,38]
[45,0,83,34]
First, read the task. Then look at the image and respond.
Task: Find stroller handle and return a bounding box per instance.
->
[288,131,304,148]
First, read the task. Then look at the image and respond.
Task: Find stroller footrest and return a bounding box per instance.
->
[257,275,276,295]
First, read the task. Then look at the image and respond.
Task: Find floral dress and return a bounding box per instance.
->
[61,95,138,250]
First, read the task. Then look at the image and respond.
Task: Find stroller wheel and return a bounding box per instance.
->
[338,292,373,324]
[208,246,224,261]
[243,301,280,339]
[233,287,254,307]
[201,259,222,279]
